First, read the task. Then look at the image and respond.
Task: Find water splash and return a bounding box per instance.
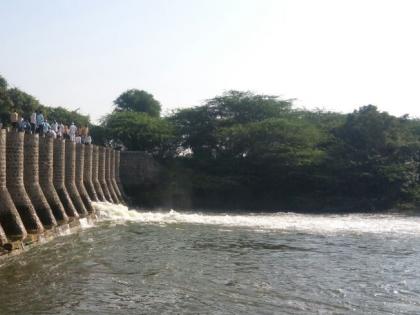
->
[92,202,420,235]
[56,224,71,236]
[79,218,94,229]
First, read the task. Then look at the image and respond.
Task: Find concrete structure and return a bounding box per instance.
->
[24,134,57,229]
[0,131,128,256]
[65,141,88,217]
[83,144,98,202]
[39,136,69,225]
[53,139,79,220]
[98,146,113,202]
[92,145,105,202]
[6,132,44,234]
[114,150,128,201]
[105,148,119,203]
[0,130,27,241]
[75,144,93,213]
[110,149,124,203]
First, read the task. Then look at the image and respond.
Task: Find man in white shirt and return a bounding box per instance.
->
[51,120,58,133]
[30,112,37,133]
[69,122,77,142]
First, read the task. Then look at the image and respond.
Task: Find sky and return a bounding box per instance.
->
[1,0,420,122]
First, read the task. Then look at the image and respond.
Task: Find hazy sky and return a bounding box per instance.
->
[1,0,419,122]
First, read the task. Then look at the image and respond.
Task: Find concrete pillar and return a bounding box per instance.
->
[92,145,105,201]
[98,146,113,202]
[39,136,69,225]
[83,144,98,202]
[53,139,79,220]
[110,149,124,203]
[105,147,119,203]
[65,141,88,217]
[75,144,93,213]
[24,134,57,229]
[0,130,27,241]
[6,132,44,234]
[115,150,129,201]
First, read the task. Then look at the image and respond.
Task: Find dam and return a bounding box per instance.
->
[0,129,125,255]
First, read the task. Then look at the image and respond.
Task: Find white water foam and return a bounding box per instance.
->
[79,217,94,229]
[92,202,420,235]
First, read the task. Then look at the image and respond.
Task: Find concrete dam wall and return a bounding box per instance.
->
[0,130,124,255]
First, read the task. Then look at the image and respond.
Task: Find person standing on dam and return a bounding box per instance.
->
[36,111,45,135]
[30,111,37,133]
[57,122,64,139]
[20,117,31,134]
[42,119,51,136]
[51,120,58,134]
[69,122,77,142]
[10,111,18,131]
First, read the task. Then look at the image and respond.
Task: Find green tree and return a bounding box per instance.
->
[42,106,90,126]
[0,75,7,90]
[170,90,293,159]
[326,105,420,208]
[102,111,174,154]
[114,89,161,117]
[7,88,41,116]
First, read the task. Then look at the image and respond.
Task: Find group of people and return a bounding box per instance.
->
[7,110,92,144]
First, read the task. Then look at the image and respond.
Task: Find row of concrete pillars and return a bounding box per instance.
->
[0,129,125,250]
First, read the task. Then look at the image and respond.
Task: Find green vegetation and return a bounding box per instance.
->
[0,75,89,126]
[96,88,420,212]
[114,89,161,117]
[2,73,420,211]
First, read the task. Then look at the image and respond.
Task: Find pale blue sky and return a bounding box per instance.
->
[1,0,419,122]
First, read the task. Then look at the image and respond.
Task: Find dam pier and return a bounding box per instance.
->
[0,129,125,255]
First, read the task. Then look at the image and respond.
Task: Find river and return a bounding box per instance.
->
[0,203,420,314]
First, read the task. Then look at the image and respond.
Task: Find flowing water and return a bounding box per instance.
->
[1,203,420,314]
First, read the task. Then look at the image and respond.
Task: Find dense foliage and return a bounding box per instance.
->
[114,89,161,117]
[113,90,420,211]
[3,72,420,211]
[0,75,89,126]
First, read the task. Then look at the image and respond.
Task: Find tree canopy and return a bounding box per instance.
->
[0,73,90,127]
[101,111,174,153]
[114,89,161,117]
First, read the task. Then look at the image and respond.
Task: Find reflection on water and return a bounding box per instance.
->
[0,203,420,314]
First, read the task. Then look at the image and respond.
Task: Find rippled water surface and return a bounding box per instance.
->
[1,203,420,314]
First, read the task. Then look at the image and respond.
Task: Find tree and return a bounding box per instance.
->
[102,111,174,155]
[169,90,293,159]
[0,75,7,90]
[326,105,420,207]
[114,89,161,117]
[42,106,89,126]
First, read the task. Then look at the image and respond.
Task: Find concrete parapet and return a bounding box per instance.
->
[53,139,79,220]
[75,144,93,213]
[83,144,98,202]
[92,145,105,201]
[65,141,88,217]
[0,130,27,241]
[6,132,44,234]
[98,146,113,202]
[24,134,57,229]
[105,148,119,203]
[39,136,69,225]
